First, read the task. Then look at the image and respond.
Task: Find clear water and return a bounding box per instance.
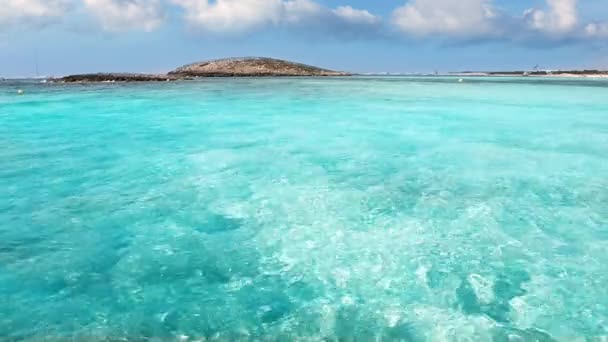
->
[1,77,607,340]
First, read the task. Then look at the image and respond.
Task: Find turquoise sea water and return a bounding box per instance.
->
[1,77,607,340]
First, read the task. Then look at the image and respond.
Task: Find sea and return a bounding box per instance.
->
[1,77,607,340]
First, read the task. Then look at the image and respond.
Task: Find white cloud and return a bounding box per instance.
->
[391,0,498,37]
[283,0,322,24]
[83,0,164,32]
[0,0,72,27]
[524,0,578,33]
[170,0,283,32]
[171,0,379,33]
[389,0,604,41]
[332,6,379,25]
[585,22,608,38]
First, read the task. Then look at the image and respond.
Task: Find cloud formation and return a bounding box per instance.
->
[170,0,380,34]
[391,0,498,37]
[331,6,379,25]
[83,0,165,31]
[0,0,72,28]
[585,22,608,38]
[0,0,607,45]
[524,0,578,34]
[390,0,608,42]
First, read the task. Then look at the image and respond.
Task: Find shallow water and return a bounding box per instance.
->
[1,77,607,340]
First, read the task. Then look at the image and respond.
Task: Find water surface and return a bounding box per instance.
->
[1,77,607,340]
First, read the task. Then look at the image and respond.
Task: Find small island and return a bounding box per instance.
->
[60,57,350,83]
[170,57,349,77]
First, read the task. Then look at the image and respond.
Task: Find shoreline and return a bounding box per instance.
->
[469,74,608,78]
[451,71,608,78]
[3,74,608,83]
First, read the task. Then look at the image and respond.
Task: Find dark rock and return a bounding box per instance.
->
[60,73,181,83]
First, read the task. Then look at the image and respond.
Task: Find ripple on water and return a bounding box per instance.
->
[1,78,607,339]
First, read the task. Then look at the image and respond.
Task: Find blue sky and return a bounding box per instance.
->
[1,0,607,77]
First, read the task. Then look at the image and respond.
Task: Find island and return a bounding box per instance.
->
[60,57,350,83]
[170,57,349,77]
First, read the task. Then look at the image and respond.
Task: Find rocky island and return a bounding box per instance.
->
[60,57,349,83]
[169,57,349,77]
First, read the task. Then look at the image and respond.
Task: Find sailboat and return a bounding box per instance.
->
[34,50,48,83]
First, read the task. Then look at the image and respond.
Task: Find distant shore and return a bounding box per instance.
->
[521,73,608,78]
[4,70,608,82]
[453,70,608,78]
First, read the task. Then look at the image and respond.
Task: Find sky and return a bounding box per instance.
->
[1,0,608,77]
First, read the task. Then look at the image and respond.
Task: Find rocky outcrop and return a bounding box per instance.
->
[60,58,350,83]
[61,73,180,83]
[170,57,350,77]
